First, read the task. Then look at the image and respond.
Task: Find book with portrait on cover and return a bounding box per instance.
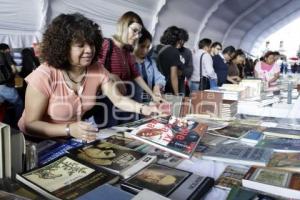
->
[242,166,300,199]
[69,140,156,178]
[16,155,118,200]
[129,116,208,158]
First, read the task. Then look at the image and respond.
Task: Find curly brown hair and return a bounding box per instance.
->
[41,13,103,70]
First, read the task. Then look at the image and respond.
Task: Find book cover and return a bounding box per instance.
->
[190,91,223,117]
[267,152,300,172]
[226,186,277,200]
[76,184,133,200]
[256,137,300,152]
[215,166,249,190]
[132,189,171,200]
[69,141,155,178]
[240,130,264,145]
[202,144,273,166]
[208,124,258,140]
[129,116,208,158]
[263,127,300,139]
[16,155,118,200]
[104,135,144,150]
[242,167,300,199]
[136,144,183,167]
[0,190,30,200]
[121,163,191,196]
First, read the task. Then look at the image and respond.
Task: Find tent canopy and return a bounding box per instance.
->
[0,0,299,56]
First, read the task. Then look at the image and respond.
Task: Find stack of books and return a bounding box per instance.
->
[221,100,237,119]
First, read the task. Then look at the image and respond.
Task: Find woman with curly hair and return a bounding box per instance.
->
[18,13,161,141]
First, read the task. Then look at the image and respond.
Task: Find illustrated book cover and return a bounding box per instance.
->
[256,137,300,152]
[69,140,156,178]
[267,152,300,172]
[16,155,118,200]
[242,166,300,199]
[215,166,249,190]
[129,116,208,158]
[202,144,273,166]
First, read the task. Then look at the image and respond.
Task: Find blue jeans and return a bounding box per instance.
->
[210,79,218,90]
[0,84,23,122]
[189,81,200,93]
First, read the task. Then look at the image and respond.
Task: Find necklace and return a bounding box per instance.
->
[66,68,87,84]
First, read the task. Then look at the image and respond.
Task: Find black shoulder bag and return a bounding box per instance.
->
[199,53,210,91]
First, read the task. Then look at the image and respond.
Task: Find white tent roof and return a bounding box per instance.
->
[0,0,299,56]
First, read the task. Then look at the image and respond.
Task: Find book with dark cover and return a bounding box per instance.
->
[69,141,156,178]
[215,166,249,190]
[129,116,208,158]
[121,163,191,196]
[76,184,133,200]
[256,137,300,152]
[202,144,273,166]
[168,174,214,200]
[226,186,277,200]
[16,155,118,200]
[242,167,300,199]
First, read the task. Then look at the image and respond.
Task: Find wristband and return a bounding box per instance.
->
[65,123,71,137]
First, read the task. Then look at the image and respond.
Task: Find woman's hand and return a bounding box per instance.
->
[141,104,162,116]
[69,121,98,142]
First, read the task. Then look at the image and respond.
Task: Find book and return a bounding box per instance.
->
[120,163,191,196]
[208,123,258,140]
[179,97,191,117]
[215,166,249,190]
[164,94,183,117]
[0,122,11,178]
[129,116,208,158]
[76,184,134,200]
[69,140,156,178]
[202,144,273,166]
[103,135,144,150]
[112,117,156,132]
[190,91,223,117]
[184,117,229,131]
[136,144,183,167]
[16,155,118,200]
[263,127,300,139]
[0,190,30,200]
[121,163,214,200]
[267,152,300,172]
[256,137,300,152]
[240,130,264,146]
[242,166,300,199]
[226,186,277,200]
[132,189,171,200]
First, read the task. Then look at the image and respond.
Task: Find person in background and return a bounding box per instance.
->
[94,11,163,127]
[213,46,236,86]
[0,44,23,127]
[18,13,161,141]
[178,28,193,95]
[254,51,280,87]
[133,28,166,103]
[20,48,40,78]
[190,38,217,92]
[210,42,222,57]
[227,49,245,84]
[155,26,183,95]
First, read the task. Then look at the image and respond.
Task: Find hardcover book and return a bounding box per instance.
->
[242,167,300,199]
[202,144,273,166]
[129,116,208,158]
[120,163,191,196]
[215,166,249,190]
[226,186,277,200]
[267,152,300,172]
[256,137,300,152]
[69,141,156,178]
[16,155,118,200]
[240,130,264,146]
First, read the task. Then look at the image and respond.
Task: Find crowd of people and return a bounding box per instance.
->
[0,11,288,141]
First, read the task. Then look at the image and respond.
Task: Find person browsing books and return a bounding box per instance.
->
[18,13,162,142]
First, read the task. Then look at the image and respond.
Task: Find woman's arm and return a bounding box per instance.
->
[23,85,97,141]
[102,80,161,115]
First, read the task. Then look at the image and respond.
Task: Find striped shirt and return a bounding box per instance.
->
[99,39,140,81]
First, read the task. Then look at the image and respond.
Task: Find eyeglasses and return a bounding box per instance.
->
[216,47,222,51]
[129,26,142,37]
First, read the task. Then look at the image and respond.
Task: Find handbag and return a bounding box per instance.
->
[199,53,210,91]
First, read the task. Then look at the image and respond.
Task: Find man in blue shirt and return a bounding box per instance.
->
[212,46,235,86]
[133,28,166,103]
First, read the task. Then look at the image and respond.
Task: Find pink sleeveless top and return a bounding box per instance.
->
[18,62,109,133]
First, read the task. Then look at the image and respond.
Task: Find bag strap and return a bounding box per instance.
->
[104,38,113,71]
[199,53,205,90]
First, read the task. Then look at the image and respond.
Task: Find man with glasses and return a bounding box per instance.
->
[210,42,222,57]
[212,46,236,86]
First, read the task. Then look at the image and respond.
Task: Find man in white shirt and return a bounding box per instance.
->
[190,38,217,92]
